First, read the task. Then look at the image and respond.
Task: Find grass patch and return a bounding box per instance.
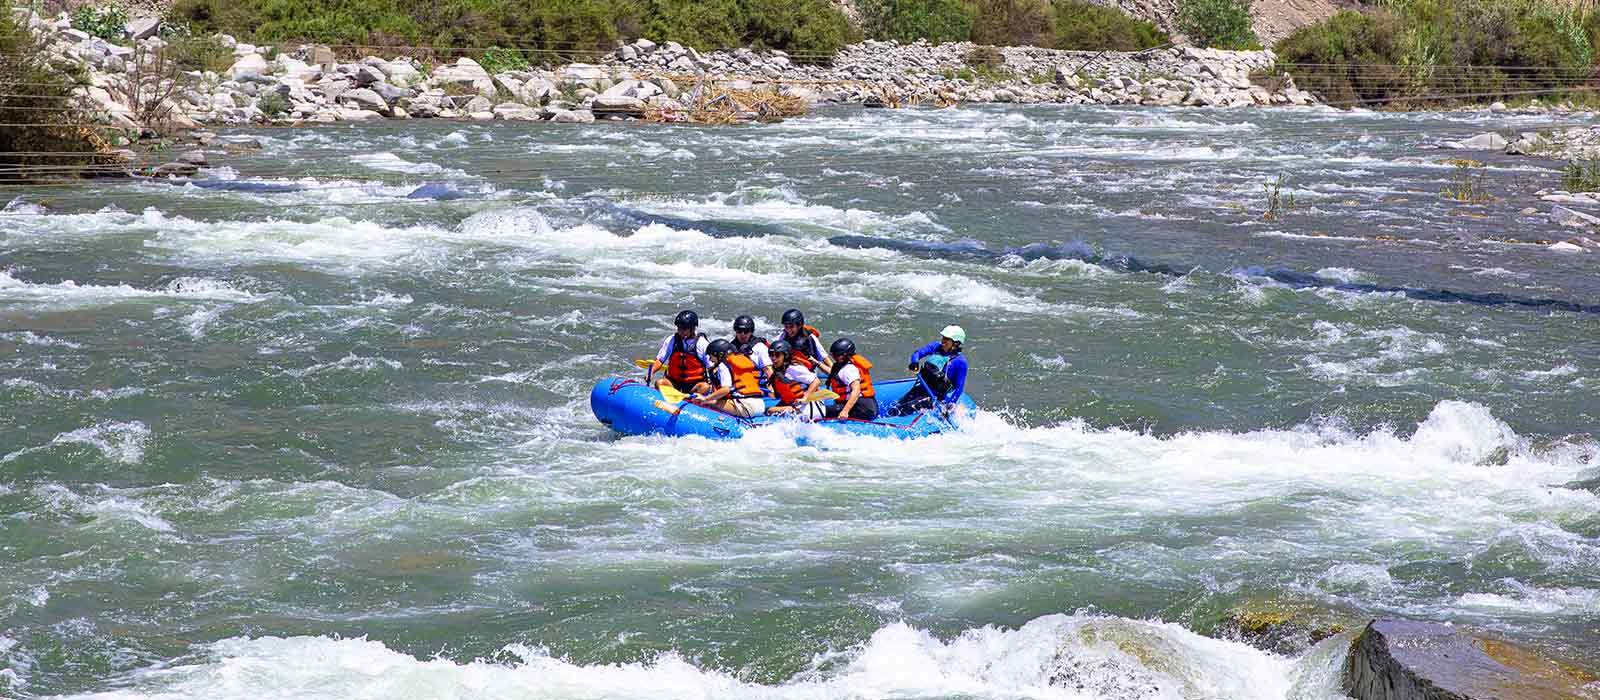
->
[1262,173,1296,220]
[1563,159,1600,191]
[1441,161,1494,203]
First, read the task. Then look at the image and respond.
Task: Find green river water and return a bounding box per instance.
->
[1,104,1597,699]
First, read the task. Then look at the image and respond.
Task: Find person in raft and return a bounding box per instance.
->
[889,325,968,417]
[765,339,825,421]
[775,308,831,373]
[653,310,710,394]
[689,339,767,418]
[728,314,773,391]
[823,337,878,420]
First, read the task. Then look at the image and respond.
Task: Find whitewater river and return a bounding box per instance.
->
[2,105,1598,699]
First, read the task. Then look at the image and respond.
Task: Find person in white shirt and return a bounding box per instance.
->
[727,315,773,391]
[764,339,825,421]
[653,310,711,394]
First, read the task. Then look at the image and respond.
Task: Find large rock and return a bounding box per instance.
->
[1457,132,1510,151]
[340,88,388,113]
[353,65,386,86]
[592,94,646,116]
[1219,599,1355,656]
[229,53,269,80]
[550,109,595,123]
[1343,620,1596,700]
[1550,205,1600,228]
[432,57,490,85]
[125,17,159,41]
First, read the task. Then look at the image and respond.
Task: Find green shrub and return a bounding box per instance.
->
[1053,0,1169,51]
[1563,160,1600,192]
[169,33,235,73]
[964,44,1003,67]
[743,0,853,61]
[71,5,129,42]
[258,90,291,118]
[859,0,975,43]
[478,46,530,74]
[1178,0,1260,50]
[1275,0,1599,108]
[969,0,1051,47]
[2,11,109,181]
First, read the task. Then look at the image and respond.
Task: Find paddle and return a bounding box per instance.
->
[799,389,838,403]
[914,372,957,429]
[635,358,662,385]
[659,384,692,403]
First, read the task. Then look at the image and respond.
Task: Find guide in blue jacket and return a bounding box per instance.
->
[888,325,968,417]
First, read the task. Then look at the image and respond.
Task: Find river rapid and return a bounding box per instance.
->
[2,105,1598,699]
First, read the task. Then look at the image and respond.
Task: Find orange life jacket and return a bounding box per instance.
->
[828,354,875,399]
[771,367,810,405]
[665,334,706,383]
[713,352,763,398]
[782,325,824,369]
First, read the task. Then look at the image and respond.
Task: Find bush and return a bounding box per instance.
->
[1053,0,1169,51]
[1,11,110,181]
[969,0,1051,47]
[963,44,1003,67]
[70,5,129,42]
[859,0,975,43]
[169,33,235,73]
[1178,0,1259,50]
[743,0,854,61]
[258,91,291,118]
[1275,0,1600,108]
[477,46,530,74]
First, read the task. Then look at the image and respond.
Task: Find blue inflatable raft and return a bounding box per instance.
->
[590,376,977,440]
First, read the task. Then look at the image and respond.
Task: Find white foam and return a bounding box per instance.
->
[1457,585,1600,616]
[54,615,1340,700]
[0,269,264,310]
[350,152,449,175]
[3,421,151,465]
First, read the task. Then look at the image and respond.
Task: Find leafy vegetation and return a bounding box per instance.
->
[969,0,1051,47]
[258,90,291,118]
[170,0,853,64]
[1,11,109,181]
[858,0,975,43]
[477,46,530,74]
[1276,0,1600,108]
[1262,173,1295,220]
[1053,0,1169,51]
[70,5,129,42]
[1177,0,1259,50]
[1562,159,1600,192]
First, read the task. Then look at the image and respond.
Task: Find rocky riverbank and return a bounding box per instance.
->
[12,6,1320,133]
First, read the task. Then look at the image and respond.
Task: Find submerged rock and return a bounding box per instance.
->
[1218,599,1355,656]
[1343,619,1597,700]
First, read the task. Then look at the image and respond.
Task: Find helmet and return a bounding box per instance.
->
[940,325,966,344]
[781,309,805,327]
[829,337,855,357]
[706,338,733,357]
[733,315,755,333]
[768,339,792,356]
[674,310,699,329]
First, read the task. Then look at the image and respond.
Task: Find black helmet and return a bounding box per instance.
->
[733,315,755,333]
[829,337,855,357]
[781,309,805,327]
[768,339,792,356]
[706,338,733,357]
[674,310,699,329]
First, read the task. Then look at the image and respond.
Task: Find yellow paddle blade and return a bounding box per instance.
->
[799,389,839,403]
[659,384,690,403]
[634,359,662,370]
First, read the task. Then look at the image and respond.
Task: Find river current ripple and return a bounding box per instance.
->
[1,105,1597,699]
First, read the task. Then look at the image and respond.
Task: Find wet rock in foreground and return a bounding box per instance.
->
[1343,619,1598,700]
